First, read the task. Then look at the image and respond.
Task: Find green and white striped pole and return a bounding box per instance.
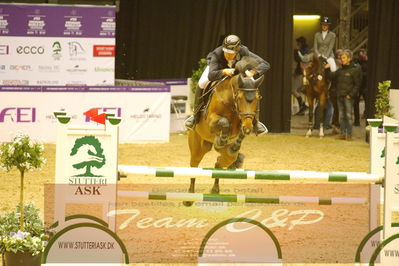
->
[118,165,383,183]
[117,190,367,205]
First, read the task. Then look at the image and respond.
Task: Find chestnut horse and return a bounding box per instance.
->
[185,56,264,206]
[302,54,330,137]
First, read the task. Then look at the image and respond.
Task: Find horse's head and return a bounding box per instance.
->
[301,54,325,80]
[235,74,264,135]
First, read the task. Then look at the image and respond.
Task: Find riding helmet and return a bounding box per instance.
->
[222,35,241,54]
[320,16,332,25]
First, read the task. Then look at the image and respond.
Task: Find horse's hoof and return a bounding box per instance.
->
[183,201,194,207]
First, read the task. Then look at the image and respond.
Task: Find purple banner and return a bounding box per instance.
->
[0,4,115,38]
[0,85,171,93]
[144,79,188,85]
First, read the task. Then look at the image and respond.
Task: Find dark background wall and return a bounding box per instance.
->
[116,0,294,132]
[367,0,399,117]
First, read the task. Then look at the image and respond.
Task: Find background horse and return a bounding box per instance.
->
[186,56,264,206]
[301,54,330,137]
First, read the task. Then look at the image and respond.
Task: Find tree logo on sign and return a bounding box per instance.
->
[70,136,106,177]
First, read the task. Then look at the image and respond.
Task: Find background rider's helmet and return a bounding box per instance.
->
[222,35,241,54]
[320,16,332,25]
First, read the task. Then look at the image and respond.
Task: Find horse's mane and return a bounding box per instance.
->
[235,56,259,76]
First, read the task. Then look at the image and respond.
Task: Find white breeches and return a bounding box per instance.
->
[327,57,337,72]
[198,66,210,89]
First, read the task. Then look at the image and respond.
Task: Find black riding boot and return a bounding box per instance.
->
[184,86,203,130]
[252,100,268,136]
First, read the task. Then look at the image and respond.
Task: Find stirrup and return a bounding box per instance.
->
[184,115,195,130]
[254,121,268,136]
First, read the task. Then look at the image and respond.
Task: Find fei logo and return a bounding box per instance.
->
[0,108,36,122]
[70,136,106,177]
[0,45,9,55]
[85,107,121,122]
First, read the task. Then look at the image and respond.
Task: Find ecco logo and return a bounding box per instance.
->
[0,108,36,122]
[16,46,44,54]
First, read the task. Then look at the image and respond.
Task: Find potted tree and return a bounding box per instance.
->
[0,203,48,265]
[374,80,393,119]
[0,132,47,265]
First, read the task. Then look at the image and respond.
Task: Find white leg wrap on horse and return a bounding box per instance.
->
[320,123,324,138]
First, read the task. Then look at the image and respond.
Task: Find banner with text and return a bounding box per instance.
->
[0,3,115,86]
[0,86,170,143]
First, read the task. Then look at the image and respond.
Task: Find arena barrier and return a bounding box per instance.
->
[44,112,399,265]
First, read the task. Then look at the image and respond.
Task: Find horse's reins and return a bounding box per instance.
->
[200,75,229,100]
[192,76,229,114]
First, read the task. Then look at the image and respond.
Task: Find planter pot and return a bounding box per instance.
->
[4,251,41,266]
[365,125,371,143]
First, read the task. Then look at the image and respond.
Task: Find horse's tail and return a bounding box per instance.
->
[235,56,260,75]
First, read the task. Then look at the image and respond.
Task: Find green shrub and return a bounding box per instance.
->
[375,80,393,119]
[0,203,47,255]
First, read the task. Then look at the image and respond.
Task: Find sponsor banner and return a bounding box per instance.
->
[0,36,115,85]
[0,86,170,143]
[146,78,188,85]
[0,4,115,38]
[0,4,115,85]
[93,45,115,57]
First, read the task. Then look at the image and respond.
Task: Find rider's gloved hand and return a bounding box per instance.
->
[245,69,257,78]
[222,68,236,76]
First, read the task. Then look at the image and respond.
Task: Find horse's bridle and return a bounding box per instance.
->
[230,78,259,120]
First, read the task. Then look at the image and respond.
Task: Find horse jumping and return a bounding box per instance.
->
[302,54,330,137]
[186,56,264,206]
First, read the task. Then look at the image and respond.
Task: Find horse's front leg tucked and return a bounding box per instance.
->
[209,116,230,148]
[228,128,246,156]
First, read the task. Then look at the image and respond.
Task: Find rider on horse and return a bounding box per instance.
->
[185,34,270,135]
[314,17,337,73]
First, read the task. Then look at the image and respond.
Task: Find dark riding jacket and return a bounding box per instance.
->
[206,45,270,81]
[332,62,362,98]
[294,45,310,75]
